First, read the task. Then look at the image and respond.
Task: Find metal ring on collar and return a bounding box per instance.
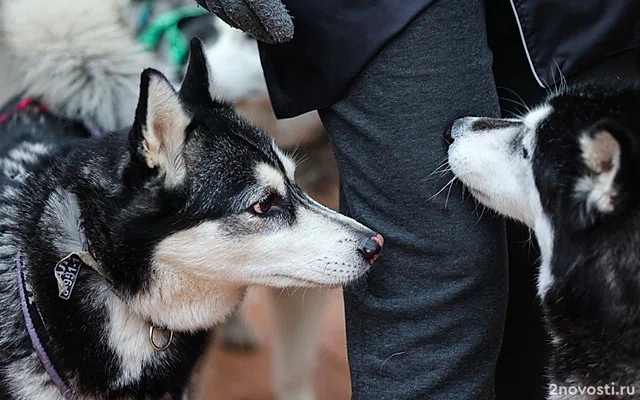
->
[148,325,174,351]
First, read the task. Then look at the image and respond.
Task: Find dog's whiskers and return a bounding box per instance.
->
[294,154,309,168]
[289,284,302,296]
[473,201,489,226]
[476,206,487,224]
[427,157,451,178]
[443,177,457,209]
[498,96,528,115]
[285,144,310,171]
[430,164,453,180]
[461,184,468,204]
[526,228,537,256]
[276,287,288,304]
[548,60,568,98]
[498,86,531,114]
[427,176,457,202]
[290,141,302,159]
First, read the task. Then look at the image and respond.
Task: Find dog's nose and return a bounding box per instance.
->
[359,234,384,264]
[444,122,454,143]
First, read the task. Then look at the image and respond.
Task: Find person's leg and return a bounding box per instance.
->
[319,0,507,399]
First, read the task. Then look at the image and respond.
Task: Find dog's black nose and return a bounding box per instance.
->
[358,234,384,264]
[444,122,454,143]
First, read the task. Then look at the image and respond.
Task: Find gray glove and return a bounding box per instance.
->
[196,0,294,43]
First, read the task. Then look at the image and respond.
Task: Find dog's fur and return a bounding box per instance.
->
[157,10,333,399]
[178,14,333,400]
[201,17,333,400]
[203,17,268,102]
[0,1,382,398]
[2,0,153,132]
[113,5,331,398]
[448,81,640,399]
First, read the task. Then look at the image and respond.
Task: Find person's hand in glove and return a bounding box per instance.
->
[195,0,294,43]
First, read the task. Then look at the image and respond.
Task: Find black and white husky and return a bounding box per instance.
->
[448,82,640,399]
[0,1,383,398]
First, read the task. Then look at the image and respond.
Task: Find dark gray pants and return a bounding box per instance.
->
[319,0,507,398]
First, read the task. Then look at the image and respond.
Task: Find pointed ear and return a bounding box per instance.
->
[575,120,624,216]
[129,68,191,187]
[179,38,215,105]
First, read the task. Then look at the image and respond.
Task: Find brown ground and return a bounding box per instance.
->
[193,287,350,400]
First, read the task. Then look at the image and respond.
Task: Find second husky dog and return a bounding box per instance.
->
[447,81,640,399]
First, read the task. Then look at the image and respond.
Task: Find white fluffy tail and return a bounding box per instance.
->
[1,0,154,131]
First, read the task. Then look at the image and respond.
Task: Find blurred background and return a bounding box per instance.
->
[0,31,15,103]
[193,287,350,399]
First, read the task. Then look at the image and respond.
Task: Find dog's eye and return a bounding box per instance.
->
[522,146,529,159]
[250,194,280,215]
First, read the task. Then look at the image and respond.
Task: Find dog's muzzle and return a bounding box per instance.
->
[444,118,470,143]
[444,122,454,143]
[445,117,522,144]
[358,234,384,264]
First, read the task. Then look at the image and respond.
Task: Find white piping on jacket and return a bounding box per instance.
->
[509,0,546,88]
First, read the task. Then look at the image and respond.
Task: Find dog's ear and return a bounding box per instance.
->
[574,119,628,220]
[128,68,191,187]
[179,38,215,105]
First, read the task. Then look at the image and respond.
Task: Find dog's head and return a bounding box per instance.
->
[105,39,382,329]
[447,83,640,296]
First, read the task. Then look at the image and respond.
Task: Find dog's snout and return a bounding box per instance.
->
[358,234,384,264]
[444,123,454,143]
[447,117,521,143]
[470,118,521,132]
[445,118,468,143]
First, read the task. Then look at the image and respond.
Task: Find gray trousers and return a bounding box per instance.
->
[319,0,508,398]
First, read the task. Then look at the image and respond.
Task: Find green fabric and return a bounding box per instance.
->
[138,6,209,67]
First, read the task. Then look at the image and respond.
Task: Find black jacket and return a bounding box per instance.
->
[259,0,640,118]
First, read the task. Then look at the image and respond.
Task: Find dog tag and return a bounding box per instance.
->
[54,253,84,300]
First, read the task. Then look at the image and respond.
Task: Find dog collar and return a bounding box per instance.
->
[16,251,77,400]
[15,220,174,399]
[53,218,125,301]
[60,219,175,352]
[0,98,47,123]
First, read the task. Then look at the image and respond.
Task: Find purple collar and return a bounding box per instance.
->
[15,218,92,400]
[15,219,173,399]
[16,251,77,400]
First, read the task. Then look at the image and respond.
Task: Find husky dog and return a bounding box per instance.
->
[0,2,383,399]
[137,6,335,398]
[447,82,640,399]
[171,12,334,399]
